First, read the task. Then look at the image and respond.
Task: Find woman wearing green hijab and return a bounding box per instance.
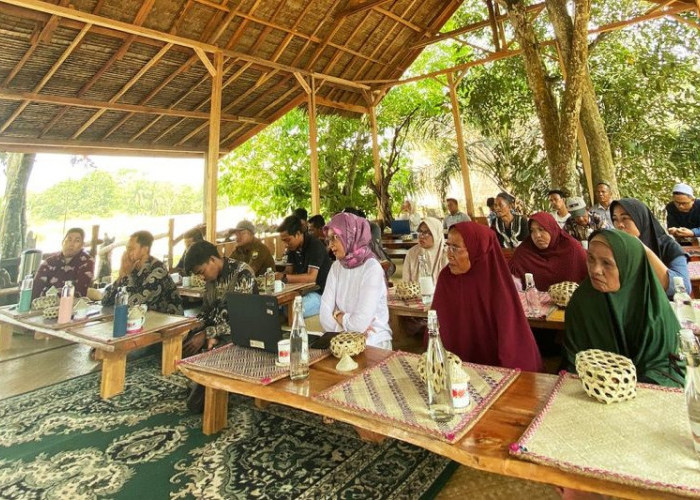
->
[565,229,684,387]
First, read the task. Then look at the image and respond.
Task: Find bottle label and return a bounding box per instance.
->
[451,381,470,409]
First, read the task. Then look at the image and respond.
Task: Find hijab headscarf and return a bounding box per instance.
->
[431,222,542,372]
[564,230,683,387]
[403,217,447,283]
[324,213,376,269]
[610,198,686,265]
[508,212,588,290]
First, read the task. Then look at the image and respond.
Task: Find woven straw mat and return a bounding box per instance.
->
[314,351,518,443]
[518,291,557,319]
[179,344,330,385]
[512,372,700,497]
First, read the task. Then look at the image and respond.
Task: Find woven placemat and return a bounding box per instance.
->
[511,372,700,497]
[178,343,330,385]
[313,351,518,443]
[517,291,556,319]
[689,261,700,280]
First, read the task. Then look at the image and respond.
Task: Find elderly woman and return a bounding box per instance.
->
[508,212,588,291]
[320,213,392,349]
[491,192,529,248]
[610,198,690,297]
[565,230,683,387]
[402,217,447,283]
[431,222,542,371]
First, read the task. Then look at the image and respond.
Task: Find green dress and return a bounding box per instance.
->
[564,230,684,387]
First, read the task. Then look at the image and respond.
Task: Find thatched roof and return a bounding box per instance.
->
[0,0,463,156]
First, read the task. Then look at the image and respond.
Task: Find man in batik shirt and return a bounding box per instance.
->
[32,228,95,299]
[101,230,183,315]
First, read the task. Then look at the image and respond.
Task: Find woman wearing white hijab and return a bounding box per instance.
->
[402,217,448,283]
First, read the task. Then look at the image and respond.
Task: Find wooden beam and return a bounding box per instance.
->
[205,51,223,242]
[294,73,312,94]
[375,7,423,32]
[194,0,229,12]
[340,0,393,18]
[447,72,474,218]
[308,77,320,216]
[315,96,369,114]
[0,136,205,156]
[485,0,500,51]
[369,105,382,222]
[194,47,217,76]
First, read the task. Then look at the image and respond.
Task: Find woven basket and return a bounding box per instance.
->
[32,295,59,311]
[575,349,637,404]
[548,281,578,307]
[330,332,366,358]
[417,350,469,387]
[395,281,421,301]
[42,306,59,320]
[190,275,206,288]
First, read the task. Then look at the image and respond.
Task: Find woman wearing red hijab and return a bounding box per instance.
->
[431,222,542,371]
[508,212,588,291]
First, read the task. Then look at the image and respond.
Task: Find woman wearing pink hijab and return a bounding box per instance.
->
[320,212,392,349]
[431,222,542,371]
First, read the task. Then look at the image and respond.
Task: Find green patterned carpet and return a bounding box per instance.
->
[0,357,456,499]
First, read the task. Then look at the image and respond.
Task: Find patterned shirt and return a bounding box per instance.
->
[101,256,183,315]
[563,211,609,242]
[491,214,529,249]
[230,238,275,276]
[31,250,95,299]
[198,258,256,339]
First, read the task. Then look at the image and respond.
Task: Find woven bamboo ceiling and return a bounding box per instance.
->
[0,0,463,156]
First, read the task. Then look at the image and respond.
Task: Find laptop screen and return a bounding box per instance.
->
[226,292,282,353]
[390,219,411,235]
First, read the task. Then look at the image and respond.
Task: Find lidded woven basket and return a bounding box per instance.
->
[548,281,579,307]
[330,332,366,358]
[575,349,637,404]
[395,281,421,301]
[417,350,469,388]
[189,275,206,288]
[32,295,59,311]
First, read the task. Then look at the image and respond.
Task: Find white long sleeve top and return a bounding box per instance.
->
[320,258,392,347]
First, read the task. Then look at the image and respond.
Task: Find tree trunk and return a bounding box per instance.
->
[0,153,35,259]
[545,0,619,198]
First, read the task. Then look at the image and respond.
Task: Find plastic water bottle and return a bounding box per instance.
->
[678,329,700,456]
[17,274,33,313]
[289,296,309,380]
[524,273,541,317]
[57,281,75,323]
[418,253,434,305]
[674,277,698,333]
[425,310,454,422]
[113,286,128,337]
[264,267,275,294]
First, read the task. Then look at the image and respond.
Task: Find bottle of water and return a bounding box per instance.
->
[425,310,454,422]
[524,273,541,317]
[418,253,434,305]
[674,277,698,332]
[17,274,33,313]
[264,267,275,294]
[57,281,75,323]
[678,328,700,456]
[162,255,170,272]
[289,296,309,380]
[113,287,129,337]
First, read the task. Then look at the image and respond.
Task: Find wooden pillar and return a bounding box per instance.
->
[447,72,475,218]
[696,0,700,17]
[204,51,223,243]
[308,77,320,215]
[369,105,383,222]
[89,224,100,258]
[167,218,174,269]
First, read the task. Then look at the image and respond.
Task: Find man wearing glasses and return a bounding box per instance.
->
[667,182,700,245]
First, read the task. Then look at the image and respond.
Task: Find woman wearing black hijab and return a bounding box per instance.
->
[610,198,690,297]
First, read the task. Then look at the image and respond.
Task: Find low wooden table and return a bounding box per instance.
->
[0,307,197,399]
[178,347,664,499]
[689,260,700,297]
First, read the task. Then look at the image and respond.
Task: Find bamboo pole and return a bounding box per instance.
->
[308,77,320,215]
[204,51,223,242]
[447,72,475,218]
[369,104,383,222]
[167,218,175,269]
[90,224,100,258]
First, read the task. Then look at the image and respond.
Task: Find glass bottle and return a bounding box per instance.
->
[524,273,541,317]
[289,296,309,380]
[418,253,434,305]
[17,274,33,313]
[113,286,129,337]
[162,255,170,272]
[674,277,698,332]
[264,267,275,294]
[57,281,75,323]
[425,310,454,422]
[678,328,700,456]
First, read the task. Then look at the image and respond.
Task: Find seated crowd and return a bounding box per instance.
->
[28,182,697,407]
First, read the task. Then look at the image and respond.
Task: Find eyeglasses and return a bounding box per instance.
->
[417,230,432,237]
[444,243,465,254]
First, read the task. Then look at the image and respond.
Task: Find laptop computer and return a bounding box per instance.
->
[226,292,283,353]
[390,219,411,235]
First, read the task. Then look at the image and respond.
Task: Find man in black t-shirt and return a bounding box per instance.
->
[276,215,331,317]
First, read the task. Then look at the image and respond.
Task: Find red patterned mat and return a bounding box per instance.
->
[517,291,557,319]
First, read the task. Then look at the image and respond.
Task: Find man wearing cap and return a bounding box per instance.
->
[443,198,471,230]
[547,189,570,228]
[667,183,700,244]
[590,182,614,227]
[229,220,275,276]
[563,197,609,246]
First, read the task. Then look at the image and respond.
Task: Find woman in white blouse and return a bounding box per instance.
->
[320,212,392,349]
